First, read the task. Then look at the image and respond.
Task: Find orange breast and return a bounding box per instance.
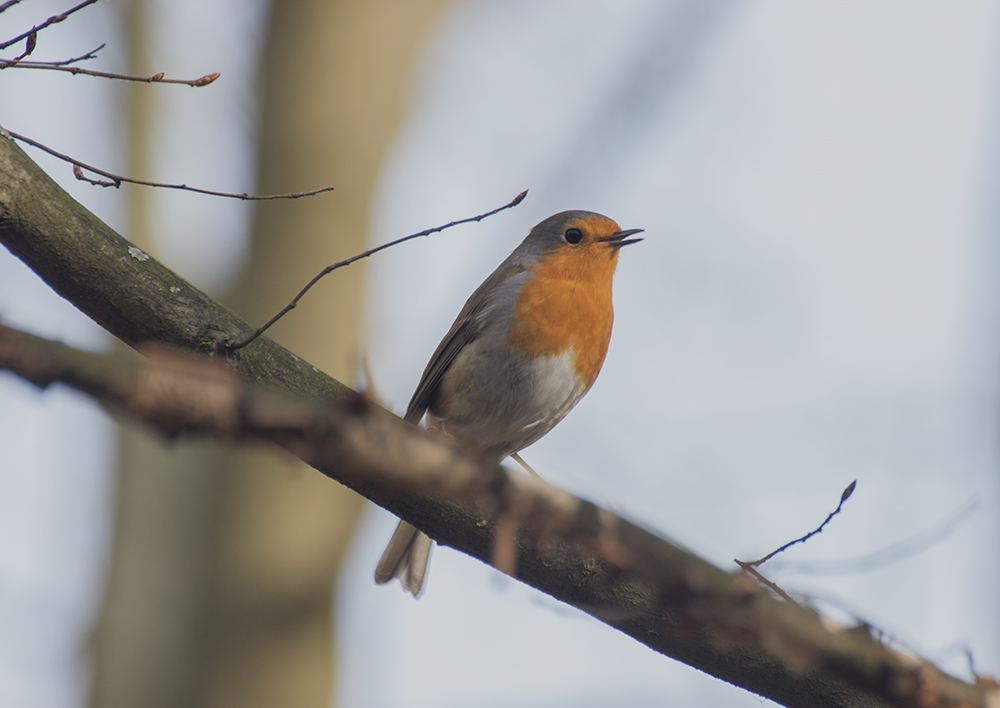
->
[504,238,619,389]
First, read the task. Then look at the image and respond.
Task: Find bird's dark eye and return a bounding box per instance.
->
[564,228,583,245]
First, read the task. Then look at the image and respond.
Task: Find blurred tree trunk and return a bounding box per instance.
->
[90,2,450,708]
[90,2,228,708]
[205,3,451,705]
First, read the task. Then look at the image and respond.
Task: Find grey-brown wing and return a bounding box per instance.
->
[403,261,527,424]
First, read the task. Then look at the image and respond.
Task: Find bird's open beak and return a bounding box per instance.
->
[599,228,644,248]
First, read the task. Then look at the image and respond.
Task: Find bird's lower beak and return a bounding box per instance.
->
[599,228,644,248]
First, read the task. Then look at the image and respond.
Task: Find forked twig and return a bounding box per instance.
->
[13,42,105,66]
[0,41,108,69]
[0,0,101,51]
[0,40,108,69]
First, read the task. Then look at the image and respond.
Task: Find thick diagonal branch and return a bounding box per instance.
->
[0,135,993,708]
[1,325,993,708]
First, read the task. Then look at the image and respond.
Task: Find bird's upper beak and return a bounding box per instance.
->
[599,228,644,249]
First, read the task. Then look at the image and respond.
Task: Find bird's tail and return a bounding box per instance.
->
[374,520,433,597]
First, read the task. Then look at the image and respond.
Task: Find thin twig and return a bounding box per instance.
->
[2,42,104,67]
[735,481,856,603]
[745,480,857,568]
[772,493,979,575]
[0,59,220,85]
[734,561,799,605]
[0,0,29,16]
[8,29,35,62]
[227,190,530,352]
[7,130,334,200]
[0,0,101,50]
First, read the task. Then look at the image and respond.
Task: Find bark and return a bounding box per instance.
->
[0,323,993,708]
[1,134,994,708]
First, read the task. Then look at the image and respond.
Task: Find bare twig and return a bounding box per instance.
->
[0,0,29,16]
[736,481,856,602]
[743,480,857,568]
[1,42,104,67]
[0,59,221,86]
[48,42,104,64]
[7,130,334,200]
[773,494,979,576]
[8,29,36,62]
[734,561,799,605]
[0,0,101,50]
[227,189,530,352]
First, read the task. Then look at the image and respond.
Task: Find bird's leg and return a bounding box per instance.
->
[510,452,543,479]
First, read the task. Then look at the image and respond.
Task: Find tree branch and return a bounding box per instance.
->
[0,133,993,708]
[0,128,345,402]
[0,61,221,85]
[5,41,105,66]
[228,189,527,351]
[0,0,101,51]
[0,325,993,708]
[8,130,325,198]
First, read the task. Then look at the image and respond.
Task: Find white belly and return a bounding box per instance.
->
[432,345,587,458]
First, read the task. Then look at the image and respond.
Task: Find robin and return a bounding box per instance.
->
[375,210,642,596]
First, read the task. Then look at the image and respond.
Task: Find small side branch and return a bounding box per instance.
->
[7,130,334,200]
[0,59,221,86]
[749,480,857,567]
[736,481,856,601]
[0,0,101,51]
[0,1,29,17]
[13,42,105,65]
[227,189,529,351]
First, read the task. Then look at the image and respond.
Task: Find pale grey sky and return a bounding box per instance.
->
[1,2,997,707]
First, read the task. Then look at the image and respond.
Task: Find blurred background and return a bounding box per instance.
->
[1,1,998,707]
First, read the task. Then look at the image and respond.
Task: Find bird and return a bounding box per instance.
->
[375,210,642,596]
